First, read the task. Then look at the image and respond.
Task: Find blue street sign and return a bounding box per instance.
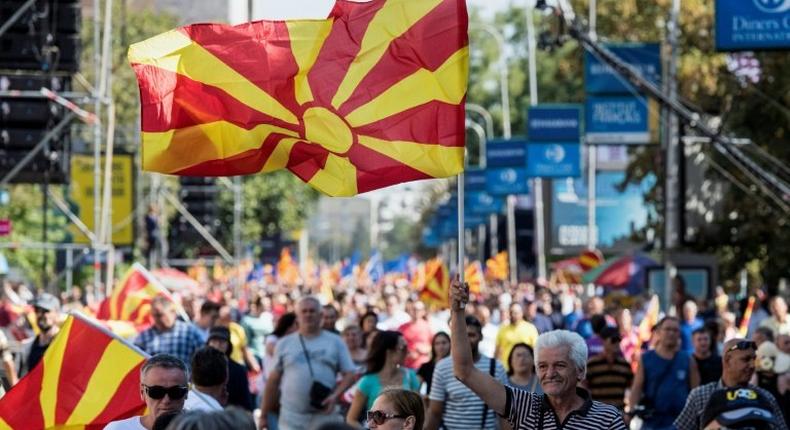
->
[585,43,661,94]
[464,214,486,228]
[466,191,505,215]
[585,96,657,145]
[716,0,790,51]
[485,139,528,168]
[526,143,581,178]
[485,168,530,195]
[527,105,582,141]
[464,168,486,191]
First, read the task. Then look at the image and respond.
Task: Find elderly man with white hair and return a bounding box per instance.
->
[449,279,626,429]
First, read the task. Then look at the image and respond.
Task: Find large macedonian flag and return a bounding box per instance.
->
[129,0,469,196]
[0,313,148,429]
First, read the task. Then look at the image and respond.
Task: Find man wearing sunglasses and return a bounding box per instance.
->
[674,338,788,430]
[105,354,189,430]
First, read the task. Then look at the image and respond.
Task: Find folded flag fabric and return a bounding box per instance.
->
[0,313,148,429]
[129,0,469,196]
[486,251,508,282]
[96,263,165,327]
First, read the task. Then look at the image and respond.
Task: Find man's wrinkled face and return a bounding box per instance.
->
[724,348,756,385]
[151,303,177,331]
[537,345,581,397]
[140,366,187,420]
[297,299,322,331]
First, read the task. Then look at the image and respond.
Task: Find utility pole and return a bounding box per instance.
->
[527,2,547,282]
[586,0,598,251]
[663,0,682,313]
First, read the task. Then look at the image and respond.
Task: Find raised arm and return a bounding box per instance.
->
[449,278,508,416]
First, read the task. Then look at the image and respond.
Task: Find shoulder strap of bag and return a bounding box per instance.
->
[480,358,496,429]
[298,334,315,378]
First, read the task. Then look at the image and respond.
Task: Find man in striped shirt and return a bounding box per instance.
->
[449,279,626,429]
[584,326,633,409]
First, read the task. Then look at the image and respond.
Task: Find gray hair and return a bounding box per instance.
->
[141,353,187,380]
[166,407,254,430]
[297,295,322,309]
[534,330,588,378]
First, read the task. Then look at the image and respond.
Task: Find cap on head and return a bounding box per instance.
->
[599,326,621,342]
[207,326,231,343]
[701,388,774,428]
[33,293,60,312]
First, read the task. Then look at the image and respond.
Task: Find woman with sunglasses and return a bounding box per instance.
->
[345,331,419,428]
[365,388,424,430]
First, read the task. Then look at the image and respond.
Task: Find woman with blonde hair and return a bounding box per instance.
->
[365,388,424,430]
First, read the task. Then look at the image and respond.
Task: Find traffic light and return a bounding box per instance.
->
[0,0,81,184]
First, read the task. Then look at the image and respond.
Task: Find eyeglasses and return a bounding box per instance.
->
[143,384,188,400]
[726,340,756,353]
[366,410,407,425]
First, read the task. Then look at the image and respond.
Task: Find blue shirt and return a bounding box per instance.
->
[134,320,205,367]
[642,350,691,427]
[679,318,703,353]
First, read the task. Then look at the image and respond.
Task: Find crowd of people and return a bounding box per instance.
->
[0,268,788,429]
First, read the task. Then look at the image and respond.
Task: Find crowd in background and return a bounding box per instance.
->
[0,267,788,429]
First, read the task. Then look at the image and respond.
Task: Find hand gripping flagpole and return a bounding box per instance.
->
[457,173,466,309]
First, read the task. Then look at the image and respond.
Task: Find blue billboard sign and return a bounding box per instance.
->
[716,0,790,51]
[422,225,440,247]
[585,96,657,145]
[485,139,528,168]
[585,43,661,94]
[526,143,581,178]
[550,172,655,249]
[527,105,582,141]
[464,168,487,191]
[466,191,504,215]
[464,214,487,228]
[485,168,530,195]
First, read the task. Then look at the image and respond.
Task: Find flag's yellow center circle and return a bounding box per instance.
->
[303,107,353,154]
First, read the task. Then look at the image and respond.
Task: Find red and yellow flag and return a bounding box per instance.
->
[96,263,165,326]
[0,313,148,429]
[277,248,300,285]
[738,296,755,337]
[486,251,509,282]
[464,261,485,295]
[128,0,468,196]
[418,258,450,309]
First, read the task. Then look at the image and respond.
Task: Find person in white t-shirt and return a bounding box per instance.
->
[183,347,227,411]
[104,354,188,430]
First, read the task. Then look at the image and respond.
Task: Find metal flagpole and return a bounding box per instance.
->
[458,174,465,286]
[587,0,598,251]
[527,2,547,281]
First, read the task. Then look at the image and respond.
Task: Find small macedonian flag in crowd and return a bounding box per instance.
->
[129,0,469,196]
[486,251,509,282]
[418,258,450,309]
[464,261,485,295]
[96,263,166,327]
[0,313,148,429]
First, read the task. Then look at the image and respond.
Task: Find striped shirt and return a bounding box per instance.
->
[429,355,507,430]
[585,354,633,409]
[504,386,626,430]
[673,380,788,430]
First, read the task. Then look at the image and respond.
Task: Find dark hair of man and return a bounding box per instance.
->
[141,353,187,378]
[191,347,228,387]
[754,326,774,342]
[692,327,709,337]
[590,314,607,335]
[200,300,220,315]
[366,330,401,374]
[361,311,378,326]
[465,314,482,331]
[272,312,297,337]
[507,343,534,377]
[653,315,679,332]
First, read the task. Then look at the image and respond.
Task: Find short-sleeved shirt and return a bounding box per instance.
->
[496,321,538,370]
[103,416,145,430]
[429,355,507,430]
[134,321,204,367]
[274,330,355,415]
[228,321,248,365]
[585,354,633,409]
[357,368,420,410]
[504,386,626,429]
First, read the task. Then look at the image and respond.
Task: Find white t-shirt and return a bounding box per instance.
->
[183,389,223,411]
[104,416,145,430]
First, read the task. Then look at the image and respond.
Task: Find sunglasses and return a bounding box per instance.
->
[143,384,188,400]
[726,340,756,353]
[366,410,407,425]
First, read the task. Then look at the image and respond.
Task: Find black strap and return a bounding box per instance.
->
[298,334,315,378]
[480,358,495,429]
